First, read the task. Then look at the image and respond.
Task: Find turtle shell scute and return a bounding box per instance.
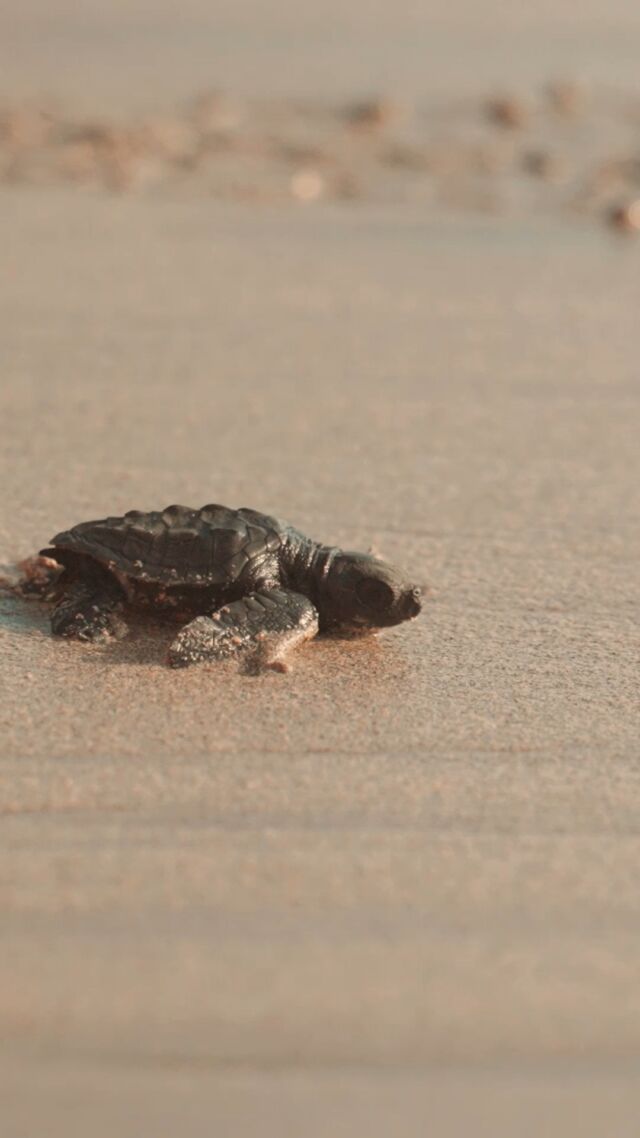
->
[48,504,286,588]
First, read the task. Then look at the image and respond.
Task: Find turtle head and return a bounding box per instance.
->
[320,551,422,633]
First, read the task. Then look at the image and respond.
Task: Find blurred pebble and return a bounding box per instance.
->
[486,95,530,130]
[546,80,586,117]
[522,148,569,183]
[290,167,324,201]
[608,200,640,233]
[344,98,402,131]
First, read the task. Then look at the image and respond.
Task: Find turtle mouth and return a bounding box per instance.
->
[402,588,422,620]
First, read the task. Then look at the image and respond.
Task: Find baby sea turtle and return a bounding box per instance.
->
[38,504,422,671]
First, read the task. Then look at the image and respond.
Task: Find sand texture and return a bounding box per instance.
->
[2,2,640,1135]
[2,195,640,1134]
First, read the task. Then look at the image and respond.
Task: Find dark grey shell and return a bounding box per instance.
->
[47,504,285,587]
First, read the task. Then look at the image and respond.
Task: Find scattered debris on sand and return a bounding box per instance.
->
[0,556,62,599]
[2,84,640,229]
[608,200,640,234]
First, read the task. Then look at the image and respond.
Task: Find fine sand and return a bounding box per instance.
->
[3,194,640,1136]
[2,3,640,1136]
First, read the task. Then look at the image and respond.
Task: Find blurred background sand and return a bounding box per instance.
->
[1,3,640,1136]
[4,0,640,105]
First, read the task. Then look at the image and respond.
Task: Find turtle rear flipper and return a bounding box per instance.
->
[168,588,318,672]
[51,578,128,642]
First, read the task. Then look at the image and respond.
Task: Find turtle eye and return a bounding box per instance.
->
[355,577,394,610]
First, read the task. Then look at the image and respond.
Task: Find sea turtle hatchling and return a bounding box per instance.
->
[36,504,423,671]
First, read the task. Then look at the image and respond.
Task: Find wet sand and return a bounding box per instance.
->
[2,3,640,1135]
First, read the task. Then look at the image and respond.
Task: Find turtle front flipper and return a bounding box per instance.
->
[51,578,128,642]
[168,589,319,672]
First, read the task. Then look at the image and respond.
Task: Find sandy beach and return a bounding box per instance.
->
[2,3,640,1135]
